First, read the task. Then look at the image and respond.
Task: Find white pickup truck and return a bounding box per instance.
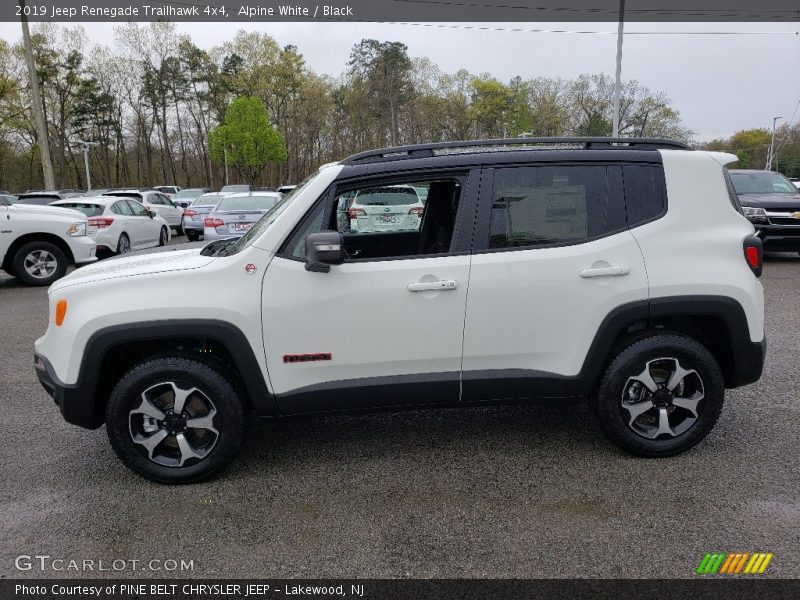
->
[0,200,97,286]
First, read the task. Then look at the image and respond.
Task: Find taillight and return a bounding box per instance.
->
[743,236,763,277]
[88,217,114,228]
[183,209,197,217]
[408,206,424,217]
[348,207,366,219]
[205,217,224,228]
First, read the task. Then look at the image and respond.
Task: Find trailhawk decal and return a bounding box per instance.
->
[283,353,332,364]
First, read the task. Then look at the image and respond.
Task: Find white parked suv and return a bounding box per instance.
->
[1,202,97,286]
[34,138,766,483]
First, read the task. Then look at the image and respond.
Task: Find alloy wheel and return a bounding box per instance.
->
[621,357,705,439]
[23,249,58,280]
[128,381,219,467]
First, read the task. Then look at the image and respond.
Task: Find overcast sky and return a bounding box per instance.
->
[1,20,798,140]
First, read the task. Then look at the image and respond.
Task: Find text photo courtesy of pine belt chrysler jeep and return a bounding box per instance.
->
[33,138,766,484]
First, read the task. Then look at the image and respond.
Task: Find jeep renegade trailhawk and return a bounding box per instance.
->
[34,138,766,483]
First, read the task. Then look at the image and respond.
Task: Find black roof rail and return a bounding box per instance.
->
[341,137,692,165]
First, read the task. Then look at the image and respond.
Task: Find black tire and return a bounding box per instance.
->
[175,220,185,236]
[186,230,199,242]
[106,356,245,484]
[116,233,131,255]
[12,240,68,286]
[159,226,168,247]
[594,333,725,457]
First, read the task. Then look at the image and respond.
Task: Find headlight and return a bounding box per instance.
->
[66,222,86,236]
[742,207,768,223]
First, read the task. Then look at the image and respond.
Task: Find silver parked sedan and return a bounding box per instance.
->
[203,192,281,241]
[182,192,227,241]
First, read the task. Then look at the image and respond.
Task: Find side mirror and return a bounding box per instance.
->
[305,231,344,273]
[147,210,155,219]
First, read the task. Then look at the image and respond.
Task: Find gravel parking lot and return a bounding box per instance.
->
[1,242,798,579]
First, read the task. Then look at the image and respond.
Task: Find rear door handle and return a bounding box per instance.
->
[408,280,459,292]
[579,265,631,278]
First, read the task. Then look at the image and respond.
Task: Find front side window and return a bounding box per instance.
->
[488,165,616,249]
[285,177,463,261]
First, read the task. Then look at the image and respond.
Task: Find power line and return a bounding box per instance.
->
[388,0,800,17]
[376,21,800,35]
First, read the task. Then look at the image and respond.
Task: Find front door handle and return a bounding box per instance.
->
[408,280,459,292]
[579,265,631,278]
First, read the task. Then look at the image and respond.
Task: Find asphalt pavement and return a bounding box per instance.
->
[1,243,798,579]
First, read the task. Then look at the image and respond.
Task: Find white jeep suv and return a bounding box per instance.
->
[34,138,766,483]
[1,202,97,286]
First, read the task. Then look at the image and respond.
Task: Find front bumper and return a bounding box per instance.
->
[753,217,800,250]
[68,235,98,265]
[34,353,103,429]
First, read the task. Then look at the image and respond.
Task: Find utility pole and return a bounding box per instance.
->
[19,0,55,190]
[223,145,229,186]
[75,140,98,191]
[612,0,625,138]
[766,116,782,170]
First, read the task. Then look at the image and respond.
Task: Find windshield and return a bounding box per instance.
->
[16,195,58,205]
[216,195,279,212]
[53,203,103,217]
[105,192,144,202]
[729,171,799,195]
[355,187,419,206]
[175,189,203,199]
[203,171,323,257]
[220,185,250,193]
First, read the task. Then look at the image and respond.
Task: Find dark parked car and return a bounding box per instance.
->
[15,192,69,205]
[729,169,800,253]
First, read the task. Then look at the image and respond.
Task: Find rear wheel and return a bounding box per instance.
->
[106,356,245,484]
[159,227,168,246]
[186,230,199,242]
[116,233,131,254]
[12,241,68,286]
[594,333,725,457]
[175,219,185,236]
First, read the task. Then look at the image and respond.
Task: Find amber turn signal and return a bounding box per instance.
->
[55,299,67,326]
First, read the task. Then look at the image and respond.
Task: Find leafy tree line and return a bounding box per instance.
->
[0,22,694,192]
[701,124,800,177]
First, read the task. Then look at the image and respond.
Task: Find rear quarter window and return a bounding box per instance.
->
[622,164,667,227]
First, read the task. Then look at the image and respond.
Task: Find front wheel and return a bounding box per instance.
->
[175,219,185,236]
[106,357,246,483]
[159,227,168,247]
[594,333,725,457]
[186,230,199,242]
[12,241,68,286]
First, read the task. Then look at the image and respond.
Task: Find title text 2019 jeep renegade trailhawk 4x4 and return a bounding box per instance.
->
[34,138,766,483]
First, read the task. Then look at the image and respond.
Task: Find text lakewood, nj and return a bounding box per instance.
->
[37,4,356,19]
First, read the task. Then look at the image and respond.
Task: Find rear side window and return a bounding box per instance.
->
[622,164,667,226]
[111,201,133,216]
[488,165,622,248]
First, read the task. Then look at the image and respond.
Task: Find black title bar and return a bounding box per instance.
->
[4,0,800,22]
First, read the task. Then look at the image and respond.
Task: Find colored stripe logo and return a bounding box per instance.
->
[696,552,773,574]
